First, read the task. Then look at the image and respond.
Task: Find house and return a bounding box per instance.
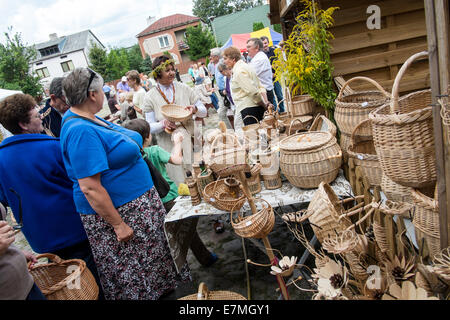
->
[211,4,279,46]
[29,30,105,89]
[136,14,202,75]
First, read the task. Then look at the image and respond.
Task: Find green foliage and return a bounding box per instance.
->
[185,25,216,61]
[88,41,108,78]
[193,0,264,22]
[273,24,282,34]
[253,21,265,32]
[273,0,338,116]
[104,48,130,82]
[123,44,145,72]
[140,54,153,75]
[0,27,42,98]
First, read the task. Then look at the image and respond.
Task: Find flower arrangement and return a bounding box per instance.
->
[273,0,338,116]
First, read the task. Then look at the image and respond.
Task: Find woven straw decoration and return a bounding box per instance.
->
[309,114,337,137]
[160,104,192,123]
[29,254,99,300]
[230,198,275,239]
[369,51,435,188]
[334,76,390,136]
[179,282,246,300]
[280,131,342,189]
[203,179,246,212]
[347,119,382,187]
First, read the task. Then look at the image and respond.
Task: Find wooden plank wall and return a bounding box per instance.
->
[323,0,431,94]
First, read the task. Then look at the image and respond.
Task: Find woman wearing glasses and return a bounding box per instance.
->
[60,67,190,300]
[0,93,102,298]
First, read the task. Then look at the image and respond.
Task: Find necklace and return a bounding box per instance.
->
[156,83,175,104]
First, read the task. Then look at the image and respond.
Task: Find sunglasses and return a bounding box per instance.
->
[86,68,96,98]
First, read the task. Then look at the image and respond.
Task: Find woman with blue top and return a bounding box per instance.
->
[60,67,190,300]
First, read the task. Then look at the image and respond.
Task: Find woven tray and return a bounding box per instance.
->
[161,104,192,122]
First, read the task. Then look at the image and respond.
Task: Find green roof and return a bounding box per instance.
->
[211,4,276,45]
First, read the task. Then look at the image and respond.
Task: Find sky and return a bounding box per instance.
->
[0,0,194,48]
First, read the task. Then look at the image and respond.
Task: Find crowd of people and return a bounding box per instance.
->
[0,36,283,300]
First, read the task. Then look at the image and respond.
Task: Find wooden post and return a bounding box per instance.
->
[424,0,450,249]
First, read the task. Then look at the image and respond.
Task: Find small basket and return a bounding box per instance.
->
[246,163,262,195]
[196,169,214,197]
[179,282,246,300]
[347,119,382,187]
[285,89,316,116]
[28,253,99,300]
[160,104,193,122]
[412,186,440,259]
[262,170,282,190]
[309,114,337,137]
[186,178,201,206]
[230,198,275,239]
[208,132,249,177]
[203,179,246,212]
[278,114,313,136]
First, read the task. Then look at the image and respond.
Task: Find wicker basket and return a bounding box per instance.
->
[369,51,435,188]
[347,119,382,187]
[186,177,201,206]
[309,114,337,137]
[28,253,99,300]
[279,131,342,189]
[381,173,413,203]
[230,198,275,239]
[196,169,214,197]
[246,163,262,195]
[262,170,282,190]
[209,132,249,177]
[179,282,246,300]
[160,104,193,122]
[339,132,352,163]
[277,114,313,135]
[334,76,390,136]
[412,186,440,259]
[287,89,316,116]
[204,179,246,212]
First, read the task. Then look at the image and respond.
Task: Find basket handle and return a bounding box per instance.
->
[337,76,391,100]
[243,115,261,128]
[210,132,242,153]
[197,282,209,300]
[28,253,63,269]
[288,118,305,135]
[390,51,428,113]
[349,119,372,148]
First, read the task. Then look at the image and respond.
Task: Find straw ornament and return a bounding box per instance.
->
[382,281,439,300]
[270,256,298,277]
[321,230,359,255]
[151,59,175,79]
[382,255,415,282]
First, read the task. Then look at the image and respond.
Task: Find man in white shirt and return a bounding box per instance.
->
[246,38,275,110]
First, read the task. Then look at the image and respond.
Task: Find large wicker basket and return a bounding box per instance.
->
[279,131,342,189]
[230,198,275,239]
[369,51,435,188]
[381,173,413,203]
[309,114,337,137]
[28,253,99,300]
[208,133,249,177]
[412,186,440,259]
[334,76,390,136]
[347,119,382,187]
[286,89,316,116]
[179,282,246,300]
[203,178,246,212]
[160,104,193,122]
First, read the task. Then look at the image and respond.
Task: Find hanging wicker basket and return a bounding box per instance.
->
[279,131,342,189]
[412,186,440,260]
[309,114,337,137]
[369,51,435,188]
[28,253,99,300]
[208,132,249,177]
[334,76,390,136]
[203,178,246,212]
[347,119,382,187]
[160,104,193,123]
[230,198,275,239]
[179,282,246,300]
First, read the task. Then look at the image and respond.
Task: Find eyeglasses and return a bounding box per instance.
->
[86,68,96,98]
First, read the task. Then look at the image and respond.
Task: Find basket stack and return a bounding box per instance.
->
[279,131,342,189]
[204,179,246,212]
[369,51,435,189]
[230,198,275,239]
[347,119,382,187]
[179,282,246,300]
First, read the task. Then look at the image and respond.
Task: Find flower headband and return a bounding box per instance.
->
[151,59,175,79]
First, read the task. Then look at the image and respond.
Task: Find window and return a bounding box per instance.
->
[36,67,50,79]
[158,35,170,48]
[39,45,60,57]
[61,60,74,73]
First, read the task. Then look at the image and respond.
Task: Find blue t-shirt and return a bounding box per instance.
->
[60,110,153,214]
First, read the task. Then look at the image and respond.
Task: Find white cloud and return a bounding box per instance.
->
[0,0,194,47]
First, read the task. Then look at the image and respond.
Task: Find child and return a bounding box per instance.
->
[123,119,219,267]
[120,92,137,122]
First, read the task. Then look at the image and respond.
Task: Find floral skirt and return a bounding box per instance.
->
[80,187,191,300]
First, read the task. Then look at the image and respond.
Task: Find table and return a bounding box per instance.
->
[164,170,353,272]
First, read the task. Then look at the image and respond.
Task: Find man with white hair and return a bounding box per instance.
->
[209,48,232,129]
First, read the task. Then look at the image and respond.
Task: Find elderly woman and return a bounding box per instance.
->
[126,69,146,119]
[60,67,190,300]
[222,46,270,130]
[0,93,103,298]
[142,55,207,185]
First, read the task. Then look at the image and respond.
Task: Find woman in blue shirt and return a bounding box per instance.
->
[60,67,190,300]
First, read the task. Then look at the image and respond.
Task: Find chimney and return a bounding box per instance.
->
[146,16,156,26]
[49,33,58,40]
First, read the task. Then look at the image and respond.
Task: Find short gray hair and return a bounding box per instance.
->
[217,63,228,72]
[62,68,103,106]
[49,77,64,98]
[210,48,221,57]
[247,38,263,51]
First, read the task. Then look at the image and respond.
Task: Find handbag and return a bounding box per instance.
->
[63,115,170,199]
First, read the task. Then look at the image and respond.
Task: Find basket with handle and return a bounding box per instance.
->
[347,119,382,187]
[369,51,435,188]
[203,178,246,212]
[160,104,193,123]
[242,115,261,150]
[230,198,275,239]
[279,131,342,189]
[412,185,440,259]
[208,132,249,177]
[309,114,337,137]
[28,253,99,300]
[179,282,247,300]
[286,87,316,116]
[277,114,313,136]
[334,76,391,136]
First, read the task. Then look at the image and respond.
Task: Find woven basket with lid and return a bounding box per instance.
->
[280,131,342,189]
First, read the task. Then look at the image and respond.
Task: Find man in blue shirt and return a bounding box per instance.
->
[210,48,232,129]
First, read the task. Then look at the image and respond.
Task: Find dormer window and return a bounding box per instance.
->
[39,45,60,57]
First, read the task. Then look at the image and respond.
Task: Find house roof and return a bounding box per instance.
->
[31,30,105,62]
[211,4,275,45]
[136,14,200,38]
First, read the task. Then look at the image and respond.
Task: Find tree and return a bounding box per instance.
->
[253,21,265,31]
[0,27,42,98]
[105,48,129,82]
[140,54,153,74]
[185,25,216,61]
[119,44,144,73]
[192,0,264,22]
[88,41,108,78]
